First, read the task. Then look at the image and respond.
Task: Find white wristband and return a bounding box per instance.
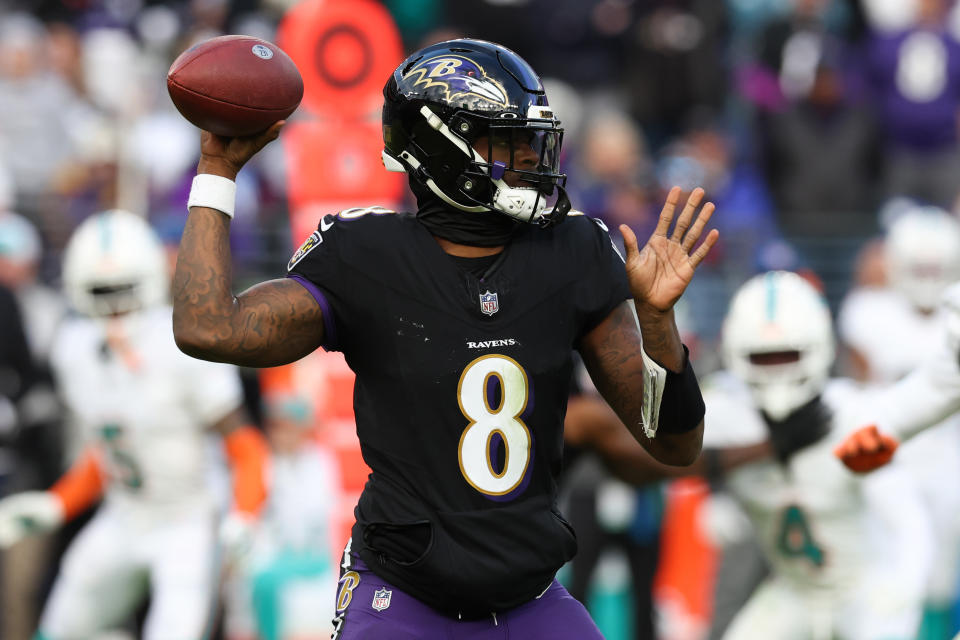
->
[187,174,237,218]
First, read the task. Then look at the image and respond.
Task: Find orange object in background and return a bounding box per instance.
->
[654,477,718,640]
[276,0,401,559]
[282,121,405,244]
[277,0,402,120]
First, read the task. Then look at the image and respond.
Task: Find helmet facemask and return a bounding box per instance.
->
[385,104,569,226]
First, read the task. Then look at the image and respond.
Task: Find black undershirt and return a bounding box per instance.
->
[449,253,500,278]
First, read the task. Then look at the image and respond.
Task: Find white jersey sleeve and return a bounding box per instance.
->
[179,352,245,427]
[701,372,768,448]
[871,347,960,441]
[838,287,944,383]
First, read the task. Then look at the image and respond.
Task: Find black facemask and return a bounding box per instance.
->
[763,396,832,464]
[410,178,522,247]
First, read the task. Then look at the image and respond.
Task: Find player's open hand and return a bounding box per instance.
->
[833,424,899,473]
[198,120,286,180]
[620,186,719,314]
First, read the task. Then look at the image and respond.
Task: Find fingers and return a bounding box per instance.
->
[833,425,900,473]
[653,186,682,237]
[654,186,717,256]
[252,120,286,152]
[833,425,881,458]
[619,224,640,261]
[670,187,704,243]
[264,120,286,142]
[681,200,715,252]
[689,228,720,270]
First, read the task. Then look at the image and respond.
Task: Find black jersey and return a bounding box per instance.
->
[288,207,630,616]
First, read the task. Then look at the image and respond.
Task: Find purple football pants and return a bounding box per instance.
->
[331,552,604,639]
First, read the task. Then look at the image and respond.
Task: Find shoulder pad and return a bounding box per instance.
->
[335,206,397,220]
[288,206,399,271]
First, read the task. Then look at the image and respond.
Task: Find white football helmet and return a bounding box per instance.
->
[885,206,960,311]
[62,209,168,317]
[722,271,835,421]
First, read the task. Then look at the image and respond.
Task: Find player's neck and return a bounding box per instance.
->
[433,236,504,258]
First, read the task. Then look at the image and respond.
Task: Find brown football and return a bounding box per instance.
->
[167,35,303,137]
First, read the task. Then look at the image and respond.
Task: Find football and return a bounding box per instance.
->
[167,35,304,137]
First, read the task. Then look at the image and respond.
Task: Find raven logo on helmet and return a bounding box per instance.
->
[403,55,509,109]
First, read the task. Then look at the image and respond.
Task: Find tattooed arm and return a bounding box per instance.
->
[565,393,770,484]
[577,187,718,465]
[173,123,325,367]
[579,302,702,465]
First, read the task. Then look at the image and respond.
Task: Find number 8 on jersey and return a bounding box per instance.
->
[457,355,531,496]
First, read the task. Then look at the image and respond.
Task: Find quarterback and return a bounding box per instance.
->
[172,39,716,638]
[0,210,269,640]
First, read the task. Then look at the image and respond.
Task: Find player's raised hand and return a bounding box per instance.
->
[620,186,719,313]
[198,120,286,180]
[833,424,899,473]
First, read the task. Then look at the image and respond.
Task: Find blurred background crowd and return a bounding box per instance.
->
[2,0,960,638]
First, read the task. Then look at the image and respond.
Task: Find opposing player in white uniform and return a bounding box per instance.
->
[0,209,270,640]
[837,206,960,631]
[837,280,960,469]
[705,271,933,640]
[838,206,960,382]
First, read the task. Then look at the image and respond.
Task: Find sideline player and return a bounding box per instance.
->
[171,39,716,638]
[705,271,932,640]
[0,209,270,640]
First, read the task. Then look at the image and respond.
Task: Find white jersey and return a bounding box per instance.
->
[838,287,943,382]
[702,373,932,636]
[50,307,244,514]
[866,282,960,441]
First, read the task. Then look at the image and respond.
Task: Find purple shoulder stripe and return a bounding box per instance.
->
[287,273,338,351]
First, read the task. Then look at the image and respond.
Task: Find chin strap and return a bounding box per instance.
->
[538,185,571,228]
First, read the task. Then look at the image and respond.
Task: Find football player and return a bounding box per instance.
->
[0,209,270,640]
[172,39,716,639]
[839,205,960,381]
[836,280,960,467]
[704,271,932,640]
[837,206,960,633]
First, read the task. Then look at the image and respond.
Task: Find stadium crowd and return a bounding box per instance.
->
[2,0,960,639]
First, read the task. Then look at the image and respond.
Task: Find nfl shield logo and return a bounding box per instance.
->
[479,290,499,316]
[372,588,392,611]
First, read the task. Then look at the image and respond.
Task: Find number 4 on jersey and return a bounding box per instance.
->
[777,504,825,567]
